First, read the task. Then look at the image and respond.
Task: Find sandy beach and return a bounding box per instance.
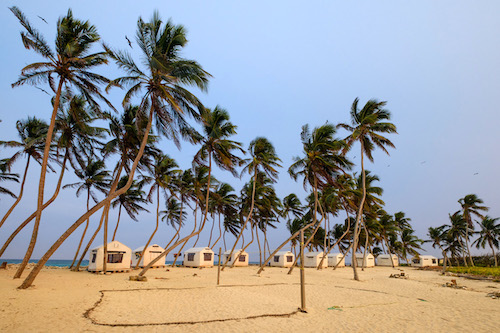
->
[0,265,499,332]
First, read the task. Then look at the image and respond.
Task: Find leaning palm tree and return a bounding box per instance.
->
[257,123,351,274]
[223,137,281,269]
[19,12,210,288]
[427,225,449,272]
[448,211,469,266]
[473,216,500,266]
[0,117,48,229]
[10,7,112,279]
[399,227,423,263]
[63,159,110,268]
[337,97,397,281]
[458,194,489,266]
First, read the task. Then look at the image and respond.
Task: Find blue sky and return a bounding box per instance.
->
[1,1,499,260]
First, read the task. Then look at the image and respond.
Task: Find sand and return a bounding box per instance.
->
[0,265,499,332]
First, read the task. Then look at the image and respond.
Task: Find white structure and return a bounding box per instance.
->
[327,253,345,267]
[270,251,295,267]
[304,251,328,268]
[88,240,132,272]
[183,247,214,267]
[223,249,249,267]
[355,253,375,268]
[131,244,165,268]
[376,254,399,267]
[411,255,438,267]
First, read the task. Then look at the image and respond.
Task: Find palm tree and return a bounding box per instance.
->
[338,97,397,281]
[135,154,180,269]
[10,7,112,279]
[224,137,281,269]
[257,123,351,274]
[63,159,110,268]
[473,216,500,266]
[399,227,423,263]
[448,211,469,266]
[20,11,210,288]
[209,182,237,249]
[0,159,19,200]
[427,225,449,272]
[459,194,489,266]
[0,117,47,228]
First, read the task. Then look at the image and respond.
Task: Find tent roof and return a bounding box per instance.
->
[133,244,164,252]
[91,240,130,251]
[305,251,324,256]
[327,253,343,257]
[185,247,213,253]
[275,251,293,255]
[355,253,374,258]
[223,249,245,255]
[414,255,437,259]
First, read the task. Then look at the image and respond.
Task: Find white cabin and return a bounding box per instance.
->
[183,247,214,267]
[223,249,249,267]
[355,253,375,268]
[270,251,295,267]
[376,254,399,267]
[131,244,165,268]
[88,240,131,272]
[304,251,328,268]
[411,255,438,267]
[327,253,345,267]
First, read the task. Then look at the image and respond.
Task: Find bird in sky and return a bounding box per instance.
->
[125,36,133,48]
[37,15,47,24]
[473,173,479,175]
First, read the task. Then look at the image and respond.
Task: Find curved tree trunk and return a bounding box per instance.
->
[230,222,255,268]
[210,213,223,250]
[15,79,64,279]
[69,191,91,269]
[222,169,258,270]
[19,106,154,289]
[0,154,67,258]
[137,153,215,277]
[111,205,122,241]
[0,156,30,229]
[465,225,474,266]
[489,239,497,267]
[73,206,107,271]
[135,188,161,269]
[318,209,352,270]
[207,214,215,247]
[256,226,262,266]
[351,143,366,281]
[171,201,196,267]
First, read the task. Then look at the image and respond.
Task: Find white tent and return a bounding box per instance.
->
[131,244,165,268]
[355,253,375,268]
[223,249,249,267]
[410,255,438,267]
[304,251,328,268]
[183,247,214,267]
[270,251,295,267]
[327,253,345,267]
[376,254,399,267]
[88,240,132,272]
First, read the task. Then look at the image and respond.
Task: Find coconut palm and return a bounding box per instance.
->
[473,216,500,266]
[135,154,180,269]
[338,98,397,280]
[63,159,110,268]
[209,182,237,249]
[0,117,48,228]
[257,124,351,274]
[20,11,210,288]
[0,159,19,200]
[223,137,281,268]
[427,225,449,272]
[10,7,112,279]
[282,193,304,220]
[448,211,469,266]
[459,194,489,266]
[399,227,423,263]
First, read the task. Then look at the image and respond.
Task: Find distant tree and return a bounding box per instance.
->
[473,216,500,267]
[459,194,488,266]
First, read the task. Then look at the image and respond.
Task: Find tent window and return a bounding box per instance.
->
[91,253,96,263]
[412,258,420,264]
[107,253,123,263]
[274,256,279,263]
[432,259,437,264]
[286,255,293,262]
[204,253,212,261]
[187,253,195,261]
[239,255,246,262]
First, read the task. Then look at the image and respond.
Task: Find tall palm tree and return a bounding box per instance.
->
[458,194,489,266]
[0,117,48,228]
[223,137,281,269]
[448,211,469,266]
[427,225,449,272]
[136,154,180,268]
[473,216,500,266]
[399,227,423,263]
[20,11,210,288]
[257,123,351,274]
[10,7,112,279]
[63,159,110,268]
[338,97,397,281]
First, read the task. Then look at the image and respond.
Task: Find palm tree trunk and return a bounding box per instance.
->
[317,211,352,270]
[222,168,258,270]
[231,222,255,268]
[465,222,474,266]
[489,239,497,267]
[0,156,30,229]
[73,206,107,271]
[208,214,215,247]
[256,226,262,266]
[352,144,366,281]
[211,213,223,250]
[171,201,196,266]
[138,152,214,277]
[111,205,122,241]
[19,105,154,289]
[70,190,91,269]
[0,153,67,258]
[15,79,64,279]
[165,198,184,254]
[135,188,161,269]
